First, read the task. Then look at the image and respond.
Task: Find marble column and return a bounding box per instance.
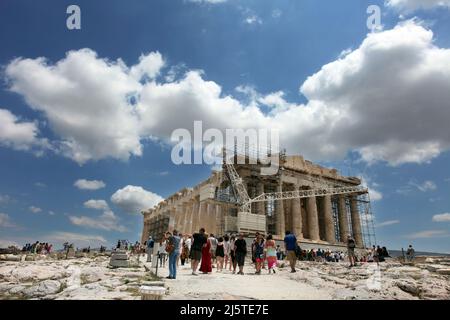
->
[191,201,200,234]
[276,183,285,237]
[206,202,216,235]
[307,196,320,241]
[257,183,265,215]
[338,195,349,243]
[185,201,193,235]
[215,204,223,236]
[199,202,208,232]
[323,195,336,243]
[350,196,363,247]
[291,186,303,238]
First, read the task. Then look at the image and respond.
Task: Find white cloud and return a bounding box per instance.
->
[34,182,46,188]
[386,0,450,13]
[376,219,400,227]
[272,9,282,19]
[29,206,42,213]
[69,211,126,232]
[244,15,262,25]
[0,239,20,248]
[84,199,109,211]
[5,21,450,166]
[46,231,107,248]
[74,179,106,190]
[432,213,450,222]
[0,194,12,205]
[0,108,46,152]
[111,185,163,214]
[408,229,450,239]
[359,175,383,201]
[414,180,437,192]
[48,210,55,216]
[397,180,437,195]
[69,199,126,232]
[0,213,15,228]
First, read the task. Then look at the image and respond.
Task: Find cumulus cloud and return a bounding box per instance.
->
[386,0,450,13]
[74,179,106,190]
[5,21,450,166]
[0,108,46,152]
[29,206,42,213]
[432,213,450,222]
[69,199,126,232]
[0,213,15,228]
[83,199,109,211]
[111,185,163,214]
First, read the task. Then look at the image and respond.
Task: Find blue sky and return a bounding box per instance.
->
[1,0,450,252]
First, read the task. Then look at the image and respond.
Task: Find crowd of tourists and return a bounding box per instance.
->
[142,228,391,280]
[21,242,53,254]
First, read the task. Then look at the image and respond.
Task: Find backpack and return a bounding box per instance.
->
[348,239,356,249]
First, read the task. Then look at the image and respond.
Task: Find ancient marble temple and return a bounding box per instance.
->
[141,154,371,248]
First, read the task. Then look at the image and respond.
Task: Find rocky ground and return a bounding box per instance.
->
[0,253,449,300]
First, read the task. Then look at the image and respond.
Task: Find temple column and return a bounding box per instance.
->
[323,195,336,243]
[338,195,349,243]
[206,202,216,235]
[276,183,285,237]
[185,201,193,235]
[199,202,208,232]
[215,204,223,236]
[291,185,303,238]
[257,183,265,215]
[191,201,200,234]
[307,196,320,241]
[350,195,363,247]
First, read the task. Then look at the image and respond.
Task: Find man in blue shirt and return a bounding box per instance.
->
[284,231,297,273]
[167,230,181,279]
[146,236,154,262]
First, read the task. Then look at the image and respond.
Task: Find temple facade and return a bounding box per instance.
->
[141,154,370,248]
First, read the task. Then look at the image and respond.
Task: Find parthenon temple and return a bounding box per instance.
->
[141,152,375,248]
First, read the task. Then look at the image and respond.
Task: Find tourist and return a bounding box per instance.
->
[208,233,218,268]
[381,246,390,259]
[284,231,297,273]
[146,236,154,263]
[180,238,189,266]
[376,245,384,262]
[229,234,237,273]
[251,232,260,266]
[265,234,277,274]
[159,238,167,267]
[276,245,282,261]
[200,234,212,274]
[254,234,265,275]
[406,245,415,262]
[167,230,181,279]
[177,233,184,266]
[190,228,207,275]
[234,233,247,275]
[347,234,357,267]
[216,237,225,272]
[184,235,191,264]
[223,234,231,270]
